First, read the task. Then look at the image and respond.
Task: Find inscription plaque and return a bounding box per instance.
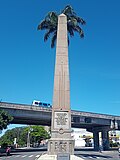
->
[54,112,69,129]
[57,153,70,160]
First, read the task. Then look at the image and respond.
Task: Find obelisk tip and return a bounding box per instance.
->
[59,13,66,17]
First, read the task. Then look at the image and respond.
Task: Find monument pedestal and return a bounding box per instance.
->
[48,110,74,155]
[48,138,74,155]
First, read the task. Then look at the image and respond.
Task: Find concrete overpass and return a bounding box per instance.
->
[0,102,120,130]
[0,102,120,150]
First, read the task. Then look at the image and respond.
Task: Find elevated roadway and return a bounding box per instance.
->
[0,102,120,131]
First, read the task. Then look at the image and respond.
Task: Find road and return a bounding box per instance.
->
[0,149,119,160]
[75,150,119,160]
[0,150,43,160]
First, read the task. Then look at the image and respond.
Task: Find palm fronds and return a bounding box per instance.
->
[37,5,86,48]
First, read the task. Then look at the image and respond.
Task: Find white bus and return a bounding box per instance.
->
[32,100,52,108]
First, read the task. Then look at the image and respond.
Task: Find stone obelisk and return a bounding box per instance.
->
[48,13,74,155]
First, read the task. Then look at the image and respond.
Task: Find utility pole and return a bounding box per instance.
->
[27,126,33,148]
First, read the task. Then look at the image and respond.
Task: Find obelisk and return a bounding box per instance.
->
[48,13,74,155]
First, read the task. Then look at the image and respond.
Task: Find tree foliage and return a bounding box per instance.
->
[37,5,86,48]
[30,125,50,143]
[0,110,13,130]
[0,125,50,147]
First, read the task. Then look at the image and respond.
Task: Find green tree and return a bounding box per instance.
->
[30,126,50,145]
[0,125,50,147]
[0,110,13,130]
[37,5,86,48]
[0,127,26,146]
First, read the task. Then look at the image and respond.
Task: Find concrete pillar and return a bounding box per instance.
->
[93,130,99,151]
[102,130,110,150]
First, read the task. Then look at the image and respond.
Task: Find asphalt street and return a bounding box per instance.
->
[75,150,119,160]
[0,149,119,160]
[0,151,43,160]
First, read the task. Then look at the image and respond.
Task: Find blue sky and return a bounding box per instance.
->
[0,0,120,133]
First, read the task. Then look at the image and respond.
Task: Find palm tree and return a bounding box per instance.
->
[37,5,86,48]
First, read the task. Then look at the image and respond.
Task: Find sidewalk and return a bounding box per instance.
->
[11,146,47,152]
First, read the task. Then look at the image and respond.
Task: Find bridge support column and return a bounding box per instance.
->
[102,130,110,150]
[93,130,99,151]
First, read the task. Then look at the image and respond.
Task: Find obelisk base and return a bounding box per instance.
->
[48,138,74,155]
[37,154,84,160]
